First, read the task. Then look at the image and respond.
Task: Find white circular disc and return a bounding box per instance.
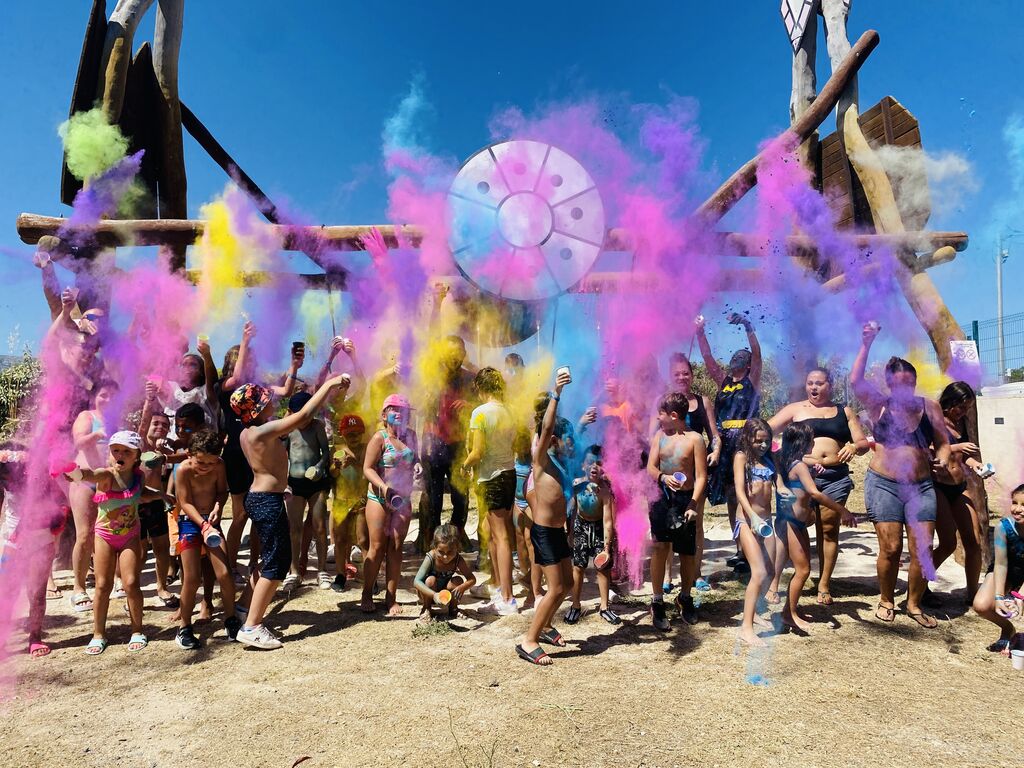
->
[447,140,605,301]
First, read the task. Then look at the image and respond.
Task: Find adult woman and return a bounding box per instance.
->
[929,381,984,603]
[696,313,762,568]
[361,394,419,616]
[851,323,951,628]
[463,367,518,615]
[768,367,869,604]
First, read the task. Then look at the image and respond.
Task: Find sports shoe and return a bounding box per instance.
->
[469,583,493,599]
[225,615,242,641]
[349,546,364,564]
[651,600,670,631]
[236,623,283,650]
[677,594,698,625]
[318,571,333,590]
[662,582,675,594]
[175,626,201,650]
[496,596,519,616]
[281,574,301,592]
[331,573,347,593]
[694,577,712,592]
[726,553,743,568]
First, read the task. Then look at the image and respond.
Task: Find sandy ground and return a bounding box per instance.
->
[2,457,1023,768]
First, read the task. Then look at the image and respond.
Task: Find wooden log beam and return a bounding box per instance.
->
[695,29,880,223]
[16,212,967,260]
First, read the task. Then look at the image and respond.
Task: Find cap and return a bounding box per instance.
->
[381,394,412,413]
[337,414,366,437]
[288,391,313,413]
[230,384,273,424]
[108,431,143,451]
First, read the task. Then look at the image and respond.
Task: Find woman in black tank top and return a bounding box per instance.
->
[768,367,869,605]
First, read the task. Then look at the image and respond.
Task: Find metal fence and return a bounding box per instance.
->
[963,311,1024,383]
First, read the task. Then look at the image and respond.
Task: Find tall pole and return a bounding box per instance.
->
[998,233,1006,380]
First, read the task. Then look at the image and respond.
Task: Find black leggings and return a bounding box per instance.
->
[425,441,468,530]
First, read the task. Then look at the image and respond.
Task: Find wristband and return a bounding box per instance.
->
[996,595,1005,601]
[550,393,560,402]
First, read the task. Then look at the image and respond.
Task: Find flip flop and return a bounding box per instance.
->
[84,637,108,656]
[817,591,834,606]
[515,644,551,665]
[127,633,148,651]
[46,588,62,601]
[538,627,566,647]
[875,603,896,623]
[907,611,938,629]
[28,641,51,658]
[599,608,621,625]
[70,592,93,612]
[987,637,1012,655]
[564,606,582,624]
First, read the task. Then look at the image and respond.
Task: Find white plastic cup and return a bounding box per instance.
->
[556,366,572,383]
[203,526,222,549]
[867,320,880,332]
[750,513,773,538]
[673,472,687,485]
[1011,649,1024,671]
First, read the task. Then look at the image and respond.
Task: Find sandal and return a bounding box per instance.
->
[157,593,180,609]
[127,633,148,651]
[987,637,1013,655]
[70,592,93,612]
[28,639,51,658]
[564,606,582,624]
[515,644,551,665]
[765,590,781,605]
[817,591,833,606]
[46,588,62,601]
[907,611,938,629]
[599,608,621,625]
[538,627,566,647]
[875,603,896,623]
[84,637,108,656]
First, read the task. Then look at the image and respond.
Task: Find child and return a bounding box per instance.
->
[732,418,777,647]
[646,392,708,629]
[565,445,619,625]
[231,375,350,649]
[174,429,238,649]
[516,370,573,666]
[157,341,219,430]
[413,524,476,620]
[361,394,420,616]
[513,428,538,609]
[775,423,854,633]
[136,403,178,608]
[328,413,369,592]
[0,446,66,657]
[971,483,1024,653]
[284,392,332,591]
[66,432,166,655]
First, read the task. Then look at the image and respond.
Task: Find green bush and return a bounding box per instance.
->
[0,354,42,441]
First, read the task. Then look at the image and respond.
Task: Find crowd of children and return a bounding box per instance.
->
[1,297,1023,666]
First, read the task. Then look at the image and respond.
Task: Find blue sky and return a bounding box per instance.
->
[1,1,1022,364]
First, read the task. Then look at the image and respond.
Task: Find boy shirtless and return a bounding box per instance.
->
[647,392,707,629]
[174,429,236,649]
[517,370,573,666]
[230,375,350,649]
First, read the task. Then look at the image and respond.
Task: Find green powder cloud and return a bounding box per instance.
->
[58,107,130,181]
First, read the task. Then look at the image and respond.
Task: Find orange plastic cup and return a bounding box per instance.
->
[435,589,452,606]
[594,551,610,570]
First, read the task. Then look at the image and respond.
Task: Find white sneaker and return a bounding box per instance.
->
[350,546,364,564]
[496,597,519,616]
[235,623,283,650]
[317,571,332,590]
[469,584,493,599]
[281,574,301,592]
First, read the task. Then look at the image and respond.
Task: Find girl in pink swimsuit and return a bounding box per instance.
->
[67,431,167,656]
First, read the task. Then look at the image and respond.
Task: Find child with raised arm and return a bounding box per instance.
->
[565,445,619,626]
[66,431,167,655]
[647,392,708,629]
[229,374,351,650]
[775,423,854,633]
[516,370,573,666]
[174,429,238,649]
[414,524,476,620]
[971,483,1024,653]
[733,418,778,647]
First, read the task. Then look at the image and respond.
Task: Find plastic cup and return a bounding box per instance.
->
[292,341,305,355]
[672,472,687,485]
[435,589,452,607]
[594,551,610,570]
[304,466,320,480]
[556,365,572,383]
[197,333,209,346]
[140,451,163,469]
[867,321,880,332]
[1012,650,1024,672]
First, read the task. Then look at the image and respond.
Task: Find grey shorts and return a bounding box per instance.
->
[814,467,854,505]
[864,470,936,525]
